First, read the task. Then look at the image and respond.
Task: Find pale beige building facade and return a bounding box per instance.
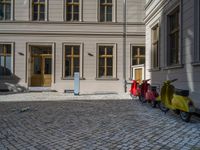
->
[145,0,200,108]
[0,0,145,93]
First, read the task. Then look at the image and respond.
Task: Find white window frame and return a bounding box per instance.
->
[64,0,83,22]
[131,65,145,81]
[164,3,182,68]
[97,0,116,22]
[0,0,14,21]
[0,42,14,77]
[62,43,83,79]
[30,0,48,21]
[96,43,117,79]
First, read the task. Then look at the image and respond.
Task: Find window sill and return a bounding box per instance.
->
[95,77,119,81]
[148,67,161,72]
[163,64,184,70]
[192,62,200,66]
[61,77,85,80]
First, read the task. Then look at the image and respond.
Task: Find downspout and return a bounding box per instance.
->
[123,0,127,92]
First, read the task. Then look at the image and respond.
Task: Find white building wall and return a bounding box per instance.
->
[145,0,200,108]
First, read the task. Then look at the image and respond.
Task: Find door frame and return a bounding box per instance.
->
[26,42,55,87]
[131,64,144,82]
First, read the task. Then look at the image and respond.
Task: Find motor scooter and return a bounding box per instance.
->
[157,79,195,122]
[138,79,150,103]
[145,85,159,108]
[129,80,141,98]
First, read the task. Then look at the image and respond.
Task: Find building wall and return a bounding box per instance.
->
[0,0,145,93]
[145,0,200,108]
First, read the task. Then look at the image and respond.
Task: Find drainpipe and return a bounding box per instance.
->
[123,0,127,92]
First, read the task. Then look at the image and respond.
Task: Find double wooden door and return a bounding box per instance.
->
[30,48,52,87]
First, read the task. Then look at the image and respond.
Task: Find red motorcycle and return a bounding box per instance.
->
[145,85,159,107]
[129,80,141,98]
[139,79,150,103]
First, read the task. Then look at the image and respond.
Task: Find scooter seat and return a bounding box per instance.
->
[175,89,189,97]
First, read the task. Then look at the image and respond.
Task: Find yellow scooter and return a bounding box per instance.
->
[157,79,195,122]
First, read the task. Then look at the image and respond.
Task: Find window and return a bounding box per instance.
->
[32,0,46,21]
[132,46,145,66]
[0,44,12,76]
[64,45,80,77]
[0,0,11,20]
[151,25,159,69]
[97,44,117,79]
[167,7,180,66]
[65,0,80,21]
[99,0,113,22]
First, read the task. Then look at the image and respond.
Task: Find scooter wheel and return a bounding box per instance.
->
[180,111,191,122]
[159,102,169,113]
[151,101,156,108]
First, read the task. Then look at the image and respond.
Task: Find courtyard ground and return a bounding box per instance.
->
[0,93,200,150]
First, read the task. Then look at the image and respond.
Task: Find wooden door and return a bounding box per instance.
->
[135,68,142,83]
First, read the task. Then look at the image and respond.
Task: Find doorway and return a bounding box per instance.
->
[30,46,52,87]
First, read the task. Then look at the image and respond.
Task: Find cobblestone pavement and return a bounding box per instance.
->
[0,100,200,150]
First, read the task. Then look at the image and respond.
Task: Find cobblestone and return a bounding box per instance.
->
[0,99,200,149]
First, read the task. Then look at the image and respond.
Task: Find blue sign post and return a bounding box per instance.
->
[74,72,80,95]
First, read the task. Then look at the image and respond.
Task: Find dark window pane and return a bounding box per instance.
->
[107,58,112,66]
[65,58,71,76]
[107,6,112,14]
[99,46,105,55]
[140,58,145,65]
[100,6,105,22]
[74,0,79,2]
[99,58,105,66]
[0,56,4,75]
[33,5,38,13]
[74,66,79,73]
[74,5,79,12]
[65,46,71,55]
[40,0,45,2]
[67,0,72,2]
[67,13,72,21]
[107,46,113,55]
[73,46,79,55]
[44,58,52,74]
[34,57,41,74]
[5,56,11,75]
[100,0,105,4]
[106,14,112,22]
[107,67,112,76]
[73,14,79,21]
[132,47,138,56]
[140,47,145,55]
[132,58,137,65]
[99,67,105,77]
[5,45,11,54]
[107,0,112,3]
[0,45,3,54]
[74,57,79,66]
[40,12,45,20]
[5,3,11,20]
[40,4,45,13]
[0,4,3,20]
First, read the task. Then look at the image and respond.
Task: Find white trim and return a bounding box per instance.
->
[96,43,117,78]
[26,42,55,87]
[62,42,83,78]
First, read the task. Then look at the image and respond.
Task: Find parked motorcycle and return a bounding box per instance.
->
[157,79,195,122]
[129,80,141,98]
[139,79,150,103]
[145,85,159,108]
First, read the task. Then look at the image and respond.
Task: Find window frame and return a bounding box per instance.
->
[151,24,160,69]
[62,43,83,79]
[167,6,181,67]
[64,0,82,22]
[30,0,48,21]
[131,46,145,66]
[0,0,14,21]
[96,43,117,79]
[97,0,116,22]
[0,42,14,77]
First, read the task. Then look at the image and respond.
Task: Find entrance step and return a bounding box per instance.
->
[28,87,57,92]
